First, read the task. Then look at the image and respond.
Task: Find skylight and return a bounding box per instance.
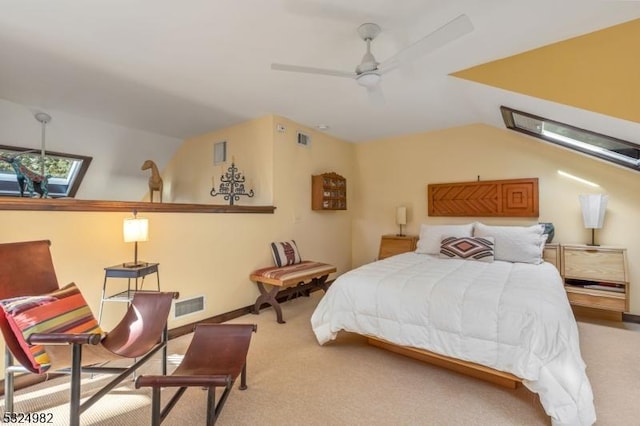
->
[0,145,92,198]
[501,106,640,172]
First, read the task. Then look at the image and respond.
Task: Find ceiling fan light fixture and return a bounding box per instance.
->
[356,72,380,88]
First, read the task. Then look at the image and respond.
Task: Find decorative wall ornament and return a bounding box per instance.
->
[141,160,163,203]
[210,162,254,205]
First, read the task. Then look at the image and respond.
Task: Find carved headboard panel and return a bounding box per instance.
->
[427,178,539,217]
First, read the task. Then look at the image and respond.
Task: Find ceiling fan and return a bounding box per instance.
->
[271,14,474,104]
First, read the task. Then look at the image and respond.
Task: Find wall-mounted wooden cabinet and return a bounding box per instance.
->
[312,173,346,211]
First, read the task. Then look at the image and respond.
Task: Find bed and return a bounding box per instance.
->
[311,223,596,426]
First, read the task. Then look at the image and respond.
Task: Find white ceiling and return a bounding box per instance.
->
[1,0,639,143]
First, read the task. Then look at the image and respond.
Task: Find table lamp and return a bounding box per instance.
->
[396,206,407,237]
[123,210,149,267]
[579,194,608,246]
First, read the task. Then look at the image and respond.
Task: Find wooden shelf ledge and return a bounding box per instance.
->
[0,198,276,214]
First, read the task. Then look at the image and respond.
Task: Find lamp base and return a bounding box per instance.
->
[587,228,601,247]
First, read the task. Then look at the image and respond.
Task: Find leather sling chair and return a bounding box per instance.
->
[0,240,177,426]
[135,323,257,425]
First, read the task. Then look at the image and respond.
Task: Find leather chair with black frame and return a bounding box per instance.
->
[0,240,178,426]
[135,323,257,425]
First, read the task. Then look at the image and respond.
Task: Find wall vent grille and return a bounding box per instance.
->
[297,132,311,147]
[174,295,205,318]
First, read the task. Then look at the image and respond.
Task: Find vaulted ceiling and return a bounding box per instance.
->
[1,1,639,143]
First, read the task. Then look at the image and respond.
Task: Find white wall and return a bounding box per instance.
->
[0,98,183,200]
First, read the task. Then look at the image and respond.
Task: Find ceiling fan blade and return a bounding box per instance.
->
[271,63,355,79]
[379,14,474,73]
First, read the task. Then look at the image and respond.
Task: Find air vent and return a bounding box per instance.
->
[174,295,205,318]
[297,132,311,147]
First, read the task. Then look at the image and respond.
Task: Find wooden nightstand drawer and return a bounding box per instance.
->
[562,246,627,283]
[378,235,417,260]
[565,287,626,311]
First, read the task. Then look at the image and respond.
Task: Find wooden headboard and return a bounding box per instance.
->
[428,178,539,217]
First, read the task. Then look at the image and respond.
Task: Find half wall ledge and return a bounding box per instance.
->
[0,198,276,214]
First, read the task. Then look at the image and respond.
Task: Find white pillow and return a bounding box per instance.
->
[473,223,546,264]
[415,223,474,255]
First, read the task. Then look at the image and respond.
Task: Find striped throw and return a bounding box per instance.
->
[0,282,103,374]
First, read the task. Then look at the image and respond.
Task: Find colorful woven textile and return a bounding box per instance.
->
[0,283,102,373]
[251,261,335,286]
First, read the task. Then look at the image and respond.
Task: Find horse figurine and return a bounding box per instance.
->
[141,159,163,203]
[0,154,49,198]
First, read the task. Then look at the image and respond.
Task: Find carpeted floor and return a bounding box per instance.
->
[2,292,640,425]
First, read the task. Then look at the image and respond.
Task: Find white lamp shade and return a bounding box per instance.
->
[396,206,407,226]
[123,217,149,242]
[579,194,608,229]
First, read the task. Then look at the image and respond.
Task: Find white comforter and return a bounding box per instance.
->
[311,253,595,426]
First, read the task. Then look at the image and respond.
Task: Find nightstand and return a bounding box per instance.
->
[378,234,418,260]
[561,244,629,320]
[98,262,160,324]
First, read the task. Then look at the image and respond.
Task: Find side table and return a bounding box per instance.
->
[378,234,418,260]
[98,262,160,323]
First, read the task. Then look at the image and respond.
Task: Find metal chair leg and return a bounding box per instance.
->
[69,343,83,426]
[4,347,14,413]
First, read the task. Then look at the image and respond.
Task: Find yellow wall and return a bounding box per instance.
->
[452,18,640,123]
[162,115,274,205]
[0,114,355,375]
[353,123,640,311]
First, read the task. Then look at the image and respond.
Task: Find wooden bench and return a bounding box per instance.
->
[250,261,336,324]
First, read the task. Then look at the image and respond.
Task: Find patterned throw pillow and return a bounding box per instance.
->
[0,282,103,374]
[270,240,302,267]
[439,236,495,262]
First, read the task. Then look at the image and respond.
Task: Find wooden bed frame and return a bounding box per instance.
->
[366,336,522,389]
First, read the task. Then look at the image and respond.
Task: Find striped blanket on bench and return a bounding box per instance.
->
[250,261,336,323]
